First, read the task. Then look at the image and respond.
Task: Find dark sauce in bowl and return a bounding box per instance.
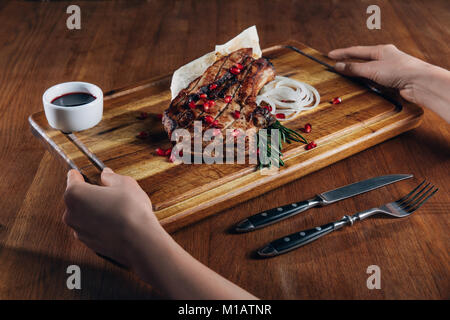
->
[51,92,96,107]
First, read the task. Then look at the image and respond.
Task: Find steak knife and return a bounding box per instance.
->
[234,174,413,233]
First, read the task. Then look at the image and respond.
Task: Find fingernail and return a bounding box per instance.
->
[103,167,113,173]
[66,170,74,188]
[334,62,345,71]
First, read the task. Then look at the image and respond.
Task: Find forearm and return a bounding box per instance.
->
[130,221,257,300]
[408,64,450,123]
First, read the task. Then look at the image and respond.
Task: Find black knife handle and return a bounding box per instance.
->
[235,197,321,233]
[257,216,355,257]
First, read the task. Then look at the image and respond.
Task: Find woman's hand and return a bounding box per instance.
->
[328,44,428,102]
[63,168,165,269]
[63,168,257,299]
[328,44,450,123]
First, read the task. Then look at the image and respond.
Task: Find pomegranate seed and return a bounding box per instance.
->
[203,101,210,112]
[276,113,285,119]
[332,97,342,104]
[232,110,240,119]
[200,93,207,99]
[137,131,148,139]
[235,63,244,70]
[189,101,196,109]
[156,148,165,156]
[230,67,240,75]
[305,142,317,150]
[212,120,219,127]
[165,148,172,156]
[156,113,163,120]
[208,100,215,107]
[224,95,232,103]
[304,123,312,133]
[138,112,148,120]
[264,105,272,112]
[179,150,183,157]
[232,129,240,137]
[209,84,218,90]
[204,115,214,124]
[213,128,221,136]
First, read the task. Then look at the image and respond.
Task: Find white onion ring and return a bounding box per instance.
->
[256,76,320,121]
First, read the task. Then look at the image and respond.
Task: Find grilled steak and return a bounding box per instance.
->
[163,48,276,138]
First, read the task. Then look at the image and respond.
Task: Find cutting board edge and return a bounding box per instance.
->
[29,115,77,171]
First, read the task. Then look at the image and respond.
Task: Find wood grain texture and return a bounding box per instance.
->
[0,0,448,299]
[29,42,423,231]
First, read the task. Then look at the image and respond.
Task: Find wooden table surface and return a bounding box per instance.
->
[0,0,448,299]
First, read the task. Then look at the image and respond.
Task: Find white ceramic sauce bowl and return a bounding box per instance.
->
[43,81,103,132]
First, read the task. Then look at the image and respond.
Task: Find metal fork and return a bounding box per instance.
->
[258,180,439,258]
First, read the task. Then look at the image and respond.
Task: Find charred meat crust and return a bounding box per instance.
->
[163,48,276,140]
[164,48,253,138]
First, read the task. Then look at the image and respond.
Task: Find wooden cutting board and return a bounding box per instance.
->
[29,40,423,232]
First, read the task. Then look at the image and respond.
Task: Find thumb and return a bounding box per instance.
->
[66,169,85,190]
[334,61,377,79]
[101,167,125,187]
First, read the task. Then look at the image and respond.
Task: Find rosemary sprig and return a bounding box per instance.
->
[257,120,307,169]
[272,121,308,144]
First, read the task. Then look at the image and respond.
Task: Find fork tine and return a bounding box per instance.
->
[400,183,433,209]
[396,180,426,205]
[403,184,434,210]
[398,181,430,209]
[407,187,438,213]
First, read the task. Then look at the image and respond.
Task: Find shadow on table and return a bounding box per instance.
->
[0,246,162,299]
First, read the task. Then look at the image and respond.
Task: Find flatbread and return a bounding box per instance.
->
[170,25,262,100]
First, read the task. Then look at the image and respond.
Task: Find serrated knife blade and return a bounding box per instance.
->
[318,174,413,204]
